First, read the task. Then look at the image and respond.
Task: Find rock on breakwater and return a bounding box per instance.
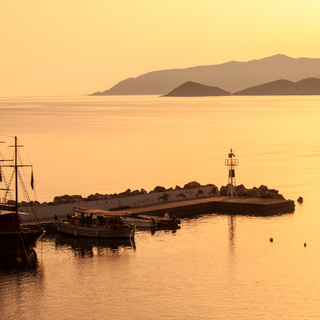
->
[220,184,285,199]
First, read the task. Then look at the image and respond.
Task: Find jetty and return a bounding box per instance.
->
[126,196,295,217]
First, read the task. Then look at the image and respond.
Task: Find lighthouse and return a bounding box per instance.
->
[225,148,239,197]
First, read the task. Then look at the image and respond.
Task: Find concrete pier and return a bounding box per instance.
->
[126,196,295,217]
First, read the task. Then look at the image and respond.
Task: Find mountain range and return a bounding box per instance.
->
[91,54,320,96]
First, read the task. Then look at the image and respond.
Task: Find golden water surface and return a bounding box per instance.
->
[0,96,320,319]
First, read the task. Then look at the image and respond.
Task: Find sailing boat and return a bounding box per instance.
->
[0,136,45,264]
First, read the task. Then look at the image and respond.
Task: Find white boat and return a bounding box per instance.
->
[120,215,158,228]
[55,208,135,239]
[121,213,181,229]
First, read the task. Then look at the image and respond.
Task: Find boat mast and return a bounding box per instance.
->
[11,136,24,215]
[1,136,33,214]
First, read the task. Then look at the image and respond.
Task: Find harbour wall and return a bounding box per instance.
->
[20,185,219,222]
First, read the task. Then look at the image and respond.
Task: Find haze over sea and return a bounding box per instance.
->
[1,96,320,319]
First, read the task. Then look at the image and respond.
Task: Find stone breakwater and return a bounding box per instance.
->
[50,182,285,206]
[18,181,287,222]
[51,181,217,206]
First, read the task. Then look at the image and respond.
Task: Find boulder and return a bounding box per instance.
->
[259,185,268,193]
[131,190,140,196]
[251,187,261,197]
[220,186,227,196]
[152,186,167,193]
[235,184,247,196]
[184,181,201,189]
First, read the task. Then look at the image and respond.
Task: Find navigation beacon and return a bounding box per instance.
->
[224,148,239,197]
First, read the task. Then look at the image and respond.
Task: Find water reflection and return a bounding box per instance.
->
[54,234,136,257]
[0,250,39,270]
[228,215,236,250]
[147,228,179,236]
[0,256,45,318]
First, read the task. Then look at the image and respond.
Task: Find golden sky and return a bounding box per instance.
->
[1,0,320,96]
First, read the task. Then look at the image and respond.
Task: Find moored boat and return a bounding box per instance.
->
[55,208,135,238]
[121,213,181,229]
[0,211,44,263]
[120,215,158,228]
[0,136,45,264]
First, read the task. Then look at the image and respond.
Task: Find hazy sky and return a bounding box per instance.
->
[1,0,320,96]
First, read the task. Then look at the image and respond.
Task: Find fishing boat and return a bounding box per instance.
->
[121,213,181,229]
[55,207,135,238]
[0,136,45,264]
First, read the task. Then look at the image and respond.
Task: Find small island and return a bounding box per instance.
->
[163,81,231,97]
[233,78,320,95]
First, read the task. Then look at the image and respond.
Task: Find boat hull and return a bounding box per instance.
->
[56,221,135,238]
[0,228,44,263]
[0,229,44,251]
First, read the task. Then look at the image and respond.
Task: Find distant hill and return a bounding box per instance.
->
[91,54,320,95]
[163,81,231,97]
[233,78,320,95]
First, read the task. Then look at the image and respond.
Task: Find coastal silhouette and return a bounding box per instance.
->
[91,54,320,96]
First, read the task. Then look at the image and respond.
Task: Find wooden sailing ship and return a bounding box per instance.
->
[0,136,44,264]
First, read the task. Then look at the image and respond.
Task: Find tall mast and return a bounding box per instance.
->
[12,136,26,214]
[1,136,32,214]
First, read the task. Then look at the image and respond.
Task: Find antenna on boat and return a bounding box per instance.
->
[225,148,239,197]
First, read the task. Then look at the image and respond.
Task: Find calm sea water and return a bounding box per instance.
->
[1,96,320,319]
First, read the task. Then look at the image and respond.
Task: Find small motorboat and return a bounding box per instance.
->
[121,213,181,229]
[120,215,158,228]
[55,208,135,239]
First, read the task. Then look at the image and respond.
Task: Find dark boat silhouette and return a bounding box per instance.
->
[0,136,45,265]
